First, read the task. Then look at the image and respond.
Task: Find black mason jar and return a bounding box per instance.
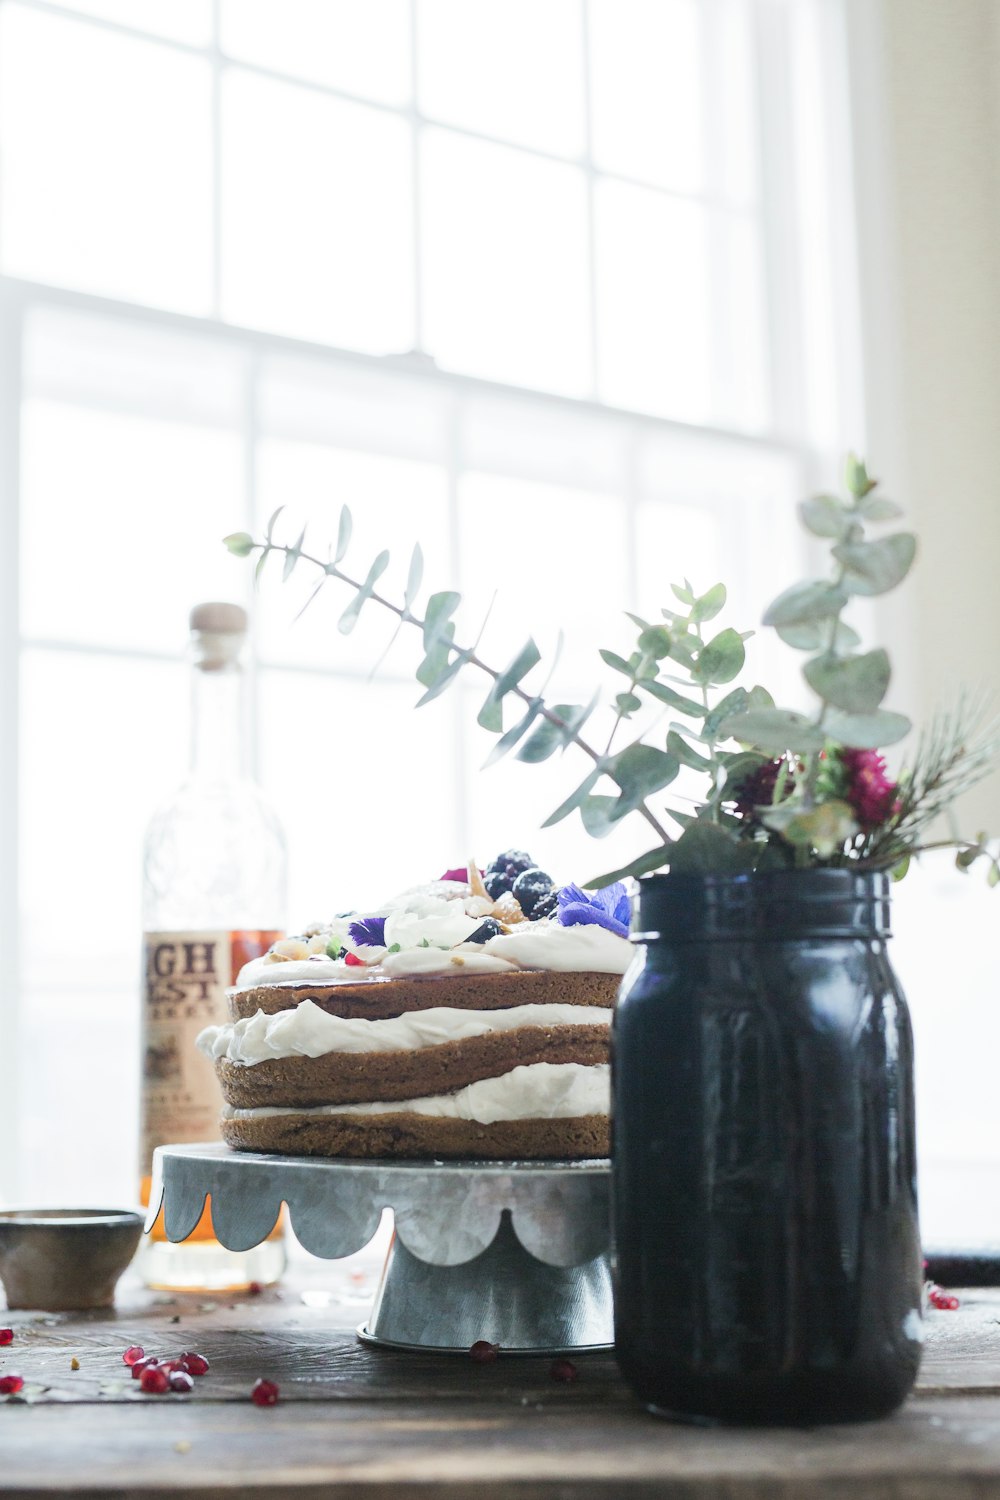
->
[612,869,922,1424]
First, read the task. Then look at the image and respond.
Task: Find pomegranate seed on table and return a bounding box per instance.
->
[130,1358,158,1380]
[122,1345,145,1366]
[550,1359,579,1383]
[140,1365,171,1395]
[0,1329,13,1347]
[469,1340,499,1363]
[179,1351,210,1376]
[169,1370,195,1393]
[0,1373,25,1395]
[251,1378,280,1406]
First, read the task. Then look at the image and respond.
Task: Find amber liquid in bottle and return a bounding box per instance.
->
[139,604,287,1291]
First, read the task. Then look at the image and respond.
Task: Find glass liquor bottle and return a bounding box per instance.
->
[139,602,287,1290]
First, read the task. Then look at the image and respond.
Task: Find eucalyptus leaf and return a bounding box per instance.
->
[845,454,877,497]
[798,494,850,540]
[616,691,642,716]
[608,743,680,812]
[860,496,904,522]
[415,632,453,688]
[338,550,390,635]
[282,525,307,581]
[517,694,600,763]
[804,648,890,713]
[823,707,912,748]
[414,648,474,706]
[719,707,827,753]
[254,549,270,586]
[667,728,712,771]
[775,618,862,652]
[833,533,916,597]
[666,821,759,875]
[763,581,848,628]
[599,648,633,676]
[477,638,541,731]
[671,582,694,606]
[585,846,672,887]
[690,582,726,623]
[422,590,461,650]
[334,505,353,563]
[636,625,673,659]
[702,686,748,740]
[640,679,706,717]
[542,768,604,829]
[264,506,285,543]
[579,794,620,838]
[404,542,424,610]
[763,799,858,855]
[223,531,255,557]
[483,699,543,767]
[693,627,745,686]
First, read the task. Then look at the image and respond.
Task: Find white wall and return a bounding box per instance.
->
[848,0,1000,833]
[846,0,1000,1248]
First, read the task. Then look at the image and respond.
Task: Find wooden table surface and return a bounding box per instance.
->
[3,1252,1000,1499]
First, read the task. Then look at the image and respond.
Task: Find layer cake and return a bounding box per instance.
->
[198,858,633,1160]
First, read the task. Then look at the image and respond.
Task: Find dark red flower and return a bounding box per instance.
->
[840,749,900,831]
[733,757,798,820]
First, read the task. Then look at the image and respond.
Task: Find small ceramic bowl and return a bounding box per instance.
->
[0,1208,144,1311]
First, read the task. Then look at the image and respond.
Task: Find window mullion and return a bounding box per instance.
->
[750,0,806,444]
[580,0,600,403]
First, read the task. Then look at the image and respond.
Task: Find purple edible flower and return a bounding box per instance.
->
[557,882,631,939]
[348,916,387,949]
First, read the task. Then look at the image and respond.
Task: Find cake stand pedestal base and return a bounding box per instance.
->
[148,1144,612,1354]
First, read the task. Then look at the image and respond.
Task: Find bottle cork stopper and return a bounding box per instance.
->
[189,602,247,635]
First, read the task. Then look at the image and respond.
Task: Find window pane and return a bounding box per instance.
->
[253,439,450,675]
[220,0,411,106]
[20,401,244,653]
[20,650,187,991]
[0,5,213,311]
[588,0,705,192]
[258,671,460,918]
[42,0,212,45]
[421,130,591,396]
[18,649,188,1204]
[221,70,414,352]
[714,215,770,432]
[457,473,627,690]
[594,179,711,422]
[418,0,585,158]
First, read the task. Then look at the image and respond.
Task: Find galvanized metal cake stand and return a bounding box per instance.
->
[148,1143,612,1353]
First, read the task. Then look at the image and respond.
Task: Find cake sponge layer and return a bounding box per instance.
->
[215,1024,609,1108]
[229,968,619,1022]
[220,1111,609,1160]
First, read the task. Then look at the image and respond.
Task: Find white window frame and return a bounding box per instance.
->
[0,0,864,1199]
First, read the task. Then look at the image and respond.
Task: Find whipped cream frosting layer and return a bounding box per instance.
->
[199,999,611,1066]
[221,1061,610,1124]
[482,923,630,975]
[234,924,631,991]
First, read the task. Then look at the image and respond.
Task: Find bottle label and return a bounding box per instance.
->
[140,929,280,1178]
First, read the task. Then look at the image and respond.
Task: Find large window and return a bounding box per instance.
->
[0,0,861,1203]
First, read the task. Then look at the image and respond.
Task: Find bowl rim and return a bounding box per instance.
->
[0,1206,144,1229]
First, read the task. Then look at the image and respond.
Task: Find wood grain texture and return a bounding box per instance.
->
[3,1272,1000,1497]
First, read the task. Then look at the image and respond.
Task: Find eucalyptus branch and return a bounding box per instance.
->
[236,530,673,851]
[224,454,996,886]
